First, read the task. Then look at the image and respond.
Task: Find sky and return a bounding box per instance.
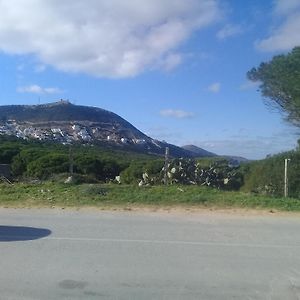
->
[0,0,300,160]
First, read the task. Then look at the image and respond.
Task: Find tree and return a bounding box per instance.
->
[0,145,21,164]
[120,162,144,184]
[27,153,69,178]
[247,47,300,127]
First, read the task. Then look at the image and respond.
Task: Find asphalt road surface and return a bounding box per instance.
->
[1,208,300,299]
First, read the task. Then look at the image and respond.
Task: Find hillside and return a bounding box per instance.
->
[181,145,217,157]
[0,100,146,138]
[0,100,206,158]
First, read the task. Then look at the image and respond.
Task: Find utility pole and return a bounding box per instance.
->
[284,158,290,198]
[164,147,169,185]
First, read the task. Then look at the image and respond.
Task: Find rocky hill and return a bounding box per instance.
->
[0,100,208,158]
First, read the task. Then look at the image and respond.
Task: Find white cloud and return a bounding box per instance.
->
[274,0,300,16]
[17,85,63,94]
[256,0,300,52]
[0,0,221,78]
[160,109,195,119]
[216,24,243,40]
[207,82,221,93]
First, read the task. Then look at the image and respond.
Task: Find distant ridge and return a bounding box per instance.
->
[181,144,248,163]
[181,145,217,157]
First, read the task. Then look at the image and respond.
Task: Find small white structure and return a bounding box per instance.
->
[115,176,121,184]
[134,139,146,145]
[92,128,99,134]
[72,124,81,131]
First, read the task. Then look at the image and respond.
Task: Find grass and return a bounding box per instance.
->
[0,182,300,212]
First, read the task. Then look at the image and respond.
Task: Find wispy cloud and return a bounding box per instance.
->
[17,84,63,94]
[239,80,260,90]
[207,82,221,93]
[160,109,195,119]
[0,0,221,78]
[256,0,300,52]
[273,0,300,16]
[216,24,243,40]
[159,53,183,71]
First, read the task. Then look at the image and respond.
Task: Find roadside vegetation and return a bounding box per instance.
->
[0,135,300,211]
[1,181,300,211]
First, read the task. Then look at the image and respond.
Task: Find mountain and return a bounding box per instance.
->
[0,100,147,140]
[181,145,217,157]
[0,100,211,158]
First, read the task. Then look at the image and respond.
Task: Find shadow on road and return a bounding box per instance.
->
[0,226,51,242]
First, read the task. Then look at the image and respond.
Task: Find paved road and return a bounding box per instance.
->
[1,208,300,299]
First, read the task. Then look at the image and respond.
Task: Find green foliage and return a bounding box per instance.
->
[144,159,164,175]
[0,135,150,180]
[0,145,21,164]
[0,136,26,164]
[27,153,69,178]
[247,47,300,127]
[242,150,300,198]
[74,155,122,181]
[102,160,122,180]
[1,135,298,201]
[75,156,104,177]
[120,161,144,184]
[12,148,50,176]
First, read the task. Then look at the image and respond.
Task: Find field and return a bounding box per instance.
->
[1,182,300,212]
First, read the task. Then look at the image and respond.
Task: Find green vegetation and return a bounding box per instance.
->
[248,46,300,127]
[241,150,300,198]
[0,182,300,211]
[0,135,152,180]
[0,135,300,212]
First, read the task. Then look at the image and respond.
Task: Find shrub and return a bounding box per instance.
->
[27,153,69,178]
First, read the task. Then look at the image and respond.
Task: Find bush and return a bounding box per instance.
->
[0,145,22,164]
[242,150,300,198]
[27,153,69,179]
[74,156,123,181]
[120,162,144,184]
[11,148,50,176]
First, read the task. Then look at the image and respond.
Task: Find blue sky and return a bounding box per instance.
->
[0,0,299,159]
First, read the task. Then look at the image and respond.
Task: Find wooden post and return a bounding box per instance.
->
[164,147,169,185]
[284,158,290,198]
